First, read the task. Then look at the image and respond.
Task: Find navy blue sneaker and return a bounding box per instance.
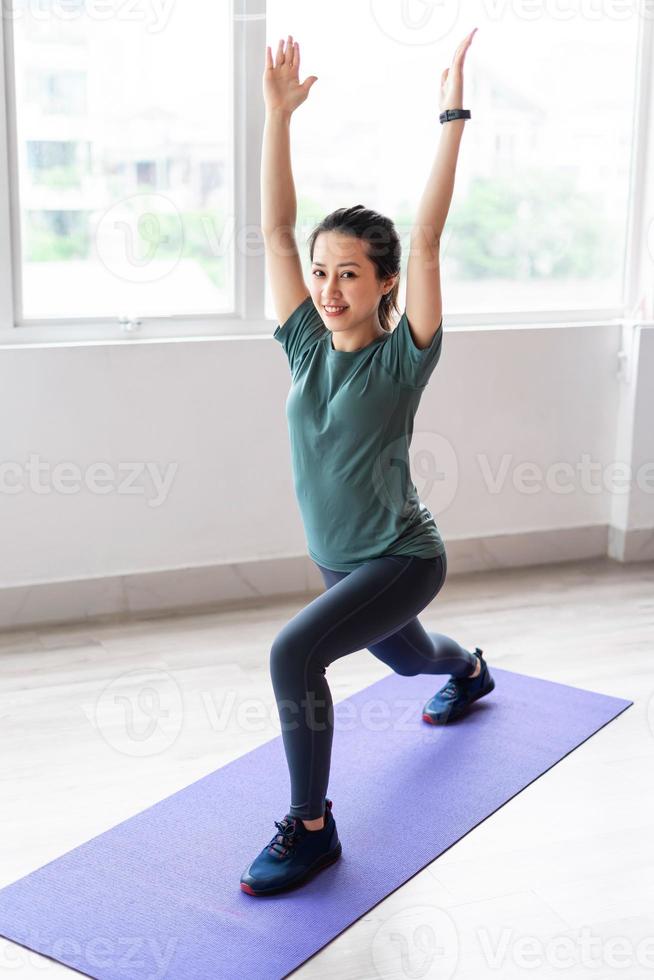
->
[422,647,495,725]
[240,798,342,896]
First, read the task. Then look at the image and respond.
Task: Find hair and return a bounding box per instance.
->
[307,204,401,332]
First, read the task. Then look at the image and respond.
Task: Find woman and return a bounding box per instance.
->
[240,28,493,898]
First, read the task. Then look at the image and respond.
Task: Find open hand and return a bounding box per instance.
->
[440,27,477,112]
[263,35,318,115]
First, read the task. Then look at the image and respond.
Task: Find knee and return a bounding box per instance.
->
[269,631,296,680]
[270,630,327,687]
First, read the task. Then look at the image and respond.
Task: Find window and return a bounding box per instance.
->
[265,3,639,320]
[0,1,645,341]
[8,0,232,321]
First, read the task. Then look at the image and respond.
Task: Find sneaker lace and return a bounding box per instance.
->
[441,678,464,700]
[267,817,300,857]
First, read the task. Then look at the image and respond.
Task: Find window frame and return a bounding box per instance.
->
[0,0,650,348]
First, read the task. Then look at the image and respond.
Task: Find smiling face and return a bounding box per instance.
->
[309,230,396,331]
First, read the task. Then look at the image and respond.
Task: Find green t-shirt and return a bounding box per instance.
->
[273,295,446,572]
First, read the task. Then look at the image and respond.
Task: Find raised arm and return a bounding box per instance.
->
[261,36,319,327]
[406,28,477,349]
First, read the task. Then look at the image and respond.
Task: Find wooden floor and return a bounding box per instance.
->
[0,555,652,979]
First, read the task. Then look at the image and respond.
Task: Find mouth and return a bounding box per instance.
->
[323,305,349,317]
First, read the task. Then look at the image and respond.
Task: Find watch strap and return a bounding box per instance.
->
[439,108,471,124]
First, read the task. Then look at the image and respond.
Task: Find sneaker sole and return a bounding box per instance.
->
[240,840,342,897]
[422,676,495,726]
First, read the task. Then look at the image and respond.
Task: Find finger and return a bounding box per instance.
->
[275,37,284,68]
[455,28,476,64]
[459,38,473,66]
[452,31,468,61]
[453,37,467,63]
[265,44,273,69]
[452,44,466,69]
[294,41,300,74]
[286,33,293,65]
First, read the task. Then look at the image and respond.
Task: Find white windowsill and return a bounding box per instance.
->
[0,310,638,351]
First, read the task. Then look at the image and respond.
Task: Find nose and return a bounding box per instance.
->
[320,273,345,299]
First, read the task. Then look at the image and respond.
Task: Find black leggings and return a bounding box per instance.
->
[269,551,478,820]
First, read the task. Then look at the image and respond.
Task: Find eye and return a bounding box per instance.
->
[312,270,355,278]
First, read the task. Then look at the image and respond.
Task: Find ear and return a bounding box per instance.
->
[384,273,399,295]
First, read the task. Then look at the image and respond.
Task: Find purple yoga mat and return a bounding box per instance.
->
[0,666,632,979]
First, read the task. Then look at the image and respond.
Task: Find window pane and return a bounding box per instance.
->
[265,4,638,320]
[11,0,232,320]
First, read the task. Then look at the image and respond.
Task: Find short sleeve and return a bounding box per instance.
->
[273,295,327,377]
[379,311,443,389]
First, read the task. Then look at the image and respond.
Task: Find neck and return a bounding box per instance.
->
[329,311,386,352]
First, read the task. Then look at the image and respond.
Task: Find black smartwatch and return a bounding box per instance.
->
[439,108,471,124]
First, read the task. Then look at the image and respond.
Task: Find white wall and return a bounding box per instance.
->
[0,319,627,590]
[627,328,654,528]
